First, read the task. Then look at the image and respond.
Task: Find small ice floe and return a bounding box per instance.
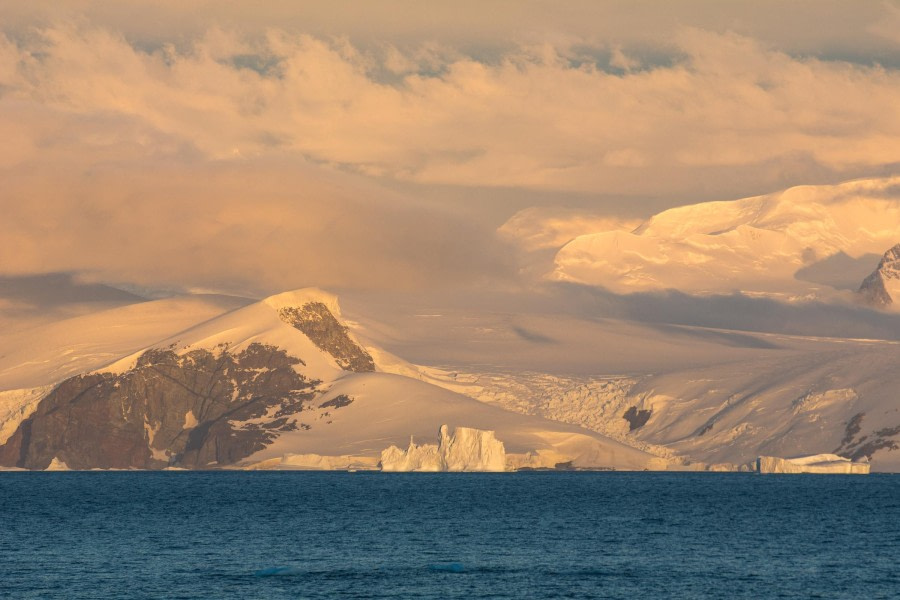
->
[254,566,303,577]
[428,563,465,573]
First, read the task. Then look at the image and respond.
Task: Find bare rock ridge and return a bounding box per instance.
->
[834,412,900,460]
[278,302,375,372]
[858,243,900,307]
[0,343,320,470]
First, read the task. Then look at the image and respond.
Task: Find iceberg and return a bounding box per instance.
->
[756,454,870,474]
[380,425,507,472]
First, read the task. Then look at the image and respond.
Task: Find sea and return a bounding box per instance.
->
[1,471,898,599]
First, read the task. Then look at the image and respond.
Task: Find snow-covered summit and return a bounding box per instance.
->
[263,288,343,318]
[858,244,900,308]
[553,176,900,297]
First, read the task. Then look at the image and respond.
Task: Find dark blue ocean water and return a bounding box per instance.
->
[1,472,898,599]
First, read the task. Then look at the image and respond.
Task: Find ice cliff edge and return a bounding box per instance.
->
[380,425,507,472]
[757,454,870,474]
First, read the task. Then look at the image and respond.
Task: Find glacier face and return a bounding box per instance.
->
[380,425,507,472]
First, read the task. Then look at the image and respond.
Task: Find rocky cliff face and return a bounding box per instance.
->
[0,343,318,470]
[278,302,375,372]
[380,425,507,472]
[858,244,900,308]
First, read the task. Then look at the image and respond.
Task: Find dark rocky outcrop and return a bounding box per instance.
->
[278,302,375,372]
[834,412,900,461]
[320,394,354,409]
[623,406,652,431]
[857,244,900,308]
[0,343,318,470]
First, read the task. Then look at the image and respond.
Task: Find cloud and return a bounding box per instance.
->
[4,2,898,59]
[0,159,514,295]
[498,207,640,252]
[2,23,900,199]
[1,7,900,294]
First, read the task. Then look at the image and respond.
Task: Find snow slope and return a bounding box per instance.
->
[242,371,661,470]
[0,294,251,391]
[0,294,250,445]
[344,297,900,472]
[553,177,900,298]
[623,338,900,471]
[416,333,900,471]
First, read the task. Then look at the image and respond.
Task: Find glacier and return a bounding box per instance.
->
[380,425,507,472]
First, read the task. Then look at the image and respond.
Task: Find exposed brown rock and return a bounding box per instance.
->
[834,412,900,461]
[623,406,652,431]
[0,343,318,470]
[857,244,900,307]
[320,394,354,409]
[278,302,375,372]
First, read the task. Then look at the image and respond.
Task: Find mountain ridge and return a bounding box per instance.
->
[858,243,900,308]
[0,289,665,471]
[552,176,900,299]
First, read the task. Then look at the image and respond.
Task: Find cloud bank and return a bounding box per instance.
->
[3,24,899,195]
[1,3,899,294]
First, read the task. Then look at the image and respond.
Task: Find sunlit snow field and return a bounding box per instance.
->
[1,472,898,599]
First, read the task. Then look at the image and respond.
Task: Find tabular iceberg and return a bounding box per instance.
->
[756,454,870,474]
[380,425,507,472]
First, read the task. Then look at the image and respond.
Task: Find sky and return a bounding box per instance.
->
[2,1,900,297]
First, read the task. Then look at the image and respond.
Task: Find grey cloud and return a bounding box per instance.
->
[0,272,144,311]
[3,1,899,59]
[511,326,557,345]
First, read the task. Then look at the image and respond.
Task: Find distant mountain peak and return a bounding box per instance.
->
[883,243,900,265]
[858,243,900,308]
[551,176,900,297]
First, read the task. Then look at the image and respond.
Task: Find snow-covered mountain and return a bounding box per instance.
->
[858,244,900,308]
[7,176,900,472]
[0,289,663,471]
[552,177,900,299]
[413,330,900,472]
[342,299,900,472]
[5,277,900,472]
